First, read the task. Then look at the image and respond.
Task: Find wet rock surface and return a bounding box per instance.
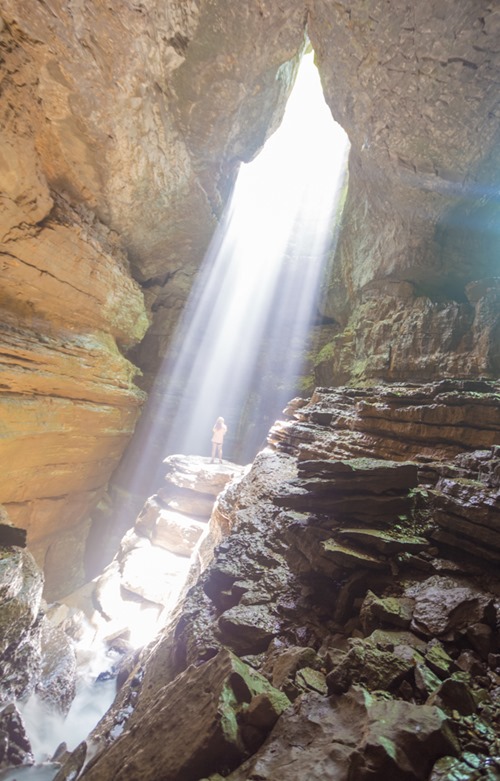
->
[0,547,44,705]
[2,0,499,568]
[0,704,34,769]
[46,380,500,781]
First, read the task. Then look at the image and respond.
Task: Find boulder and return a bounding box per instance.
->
[326,638,414,694]
[120,544,191,605]
[217,605,281,656]
[227,687,458,781]
[360,591,415,633]
[76,650,289,781]
[136,500,206,556]
[407,576,495,638]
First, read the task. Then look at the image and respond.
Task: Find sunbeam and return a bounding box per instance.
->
[113,47,352,514]
[157,51,350,464]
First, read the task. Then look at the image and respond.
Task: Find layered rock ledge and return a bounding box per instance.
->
[48,379,500,781]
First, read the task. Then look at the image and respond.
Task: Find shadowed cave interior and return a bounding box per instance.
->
[0,3,500,781]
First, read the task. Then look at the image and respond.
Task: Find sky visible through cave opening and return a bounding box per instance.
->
[162,51,350,463]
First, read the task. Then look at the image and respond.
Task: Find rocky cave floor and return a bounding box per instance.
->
[1,379,500,781]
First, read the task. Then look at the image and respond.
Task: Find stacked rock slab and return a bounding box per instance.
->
[87,456,244,645]
[48,380,500,781]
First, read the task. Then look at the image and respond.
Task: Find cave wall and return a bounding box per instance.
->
[307,1,500,382]
[1,0,499,594]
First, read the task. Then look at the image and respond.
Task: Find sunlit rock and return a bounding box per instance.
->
[163,454,244,496]
[0,195,149,591]
[136,498,206,556]
[156,485,216,518]
[120,542,192,607]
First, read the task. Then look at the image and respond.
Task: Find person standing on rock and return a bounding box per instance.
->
[210,416,227,463]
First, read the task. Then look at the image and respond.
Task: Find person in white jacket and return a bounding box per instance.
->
[210,416,227,463]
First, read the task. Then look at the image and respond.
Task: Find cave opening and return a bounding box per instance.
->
[156,49,350,465]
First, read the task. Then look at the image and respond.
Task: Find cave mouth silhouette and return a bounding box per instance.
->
[159,49,350,465]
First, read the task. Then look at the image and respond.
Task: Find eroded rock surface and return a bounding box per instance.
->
[49,380,500,781]
[66,456,244,653]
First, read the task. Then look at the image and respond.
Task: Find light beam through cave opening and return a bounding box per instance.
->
[161,51,350,463]
[6,50,351,781]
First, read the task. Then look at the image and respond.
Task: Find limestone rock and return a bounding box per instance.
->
[217,605,281,656]
[2,0,500,606]
[157,486,216,518]
[136,498,206,556]
[276,457,417,523]
[427,675,478,717]
[0,194,148,588]
[77,650,289,781]
[360,591,415,633]
[309,2,500,384]
[269,381,500,462]
[35,618,77,716]
[55,383,500,780]
[0,548,43,704]
[295,667,328,696]
[227,687,458,781]
[266,645,320,691]
[120,542,191,606]
[407,576,495,638]
[326,638,414,695]
[338,527,429,555]
[430,456,500,562]
[163,455,245,497]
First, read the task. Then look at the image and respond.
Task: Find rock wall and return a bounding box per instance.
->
[52,380,500,781]
[307,2,500,382]
[1,0,499,594]
[0,1,308,590]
